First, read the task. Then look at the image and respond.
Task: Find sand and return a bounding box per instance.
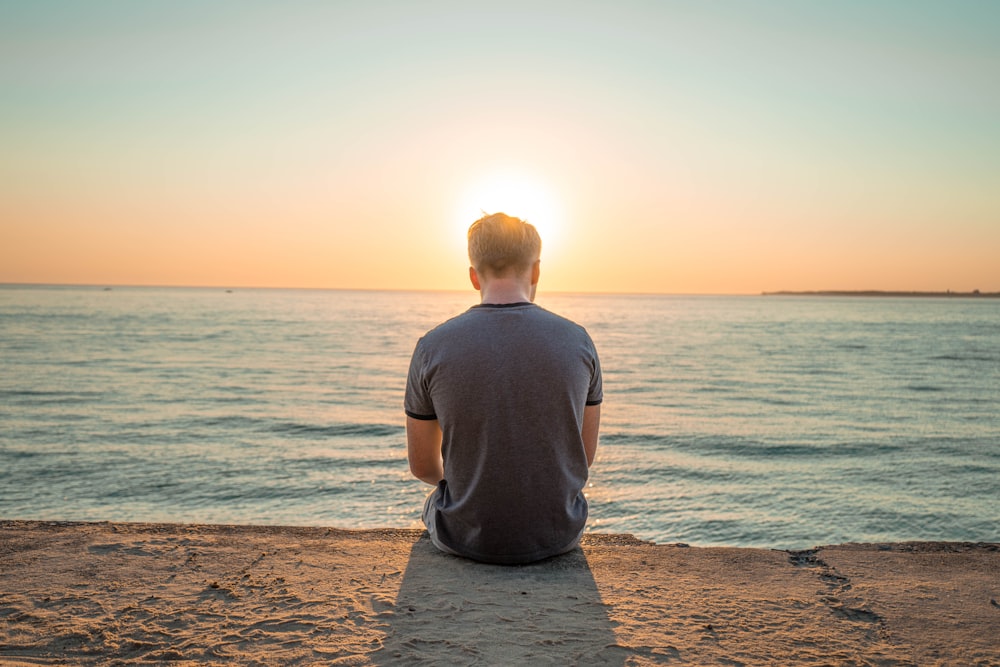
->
[0,521,997,665]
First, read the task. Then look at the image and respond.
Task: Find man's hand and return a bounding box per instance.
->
[406,417,444,485]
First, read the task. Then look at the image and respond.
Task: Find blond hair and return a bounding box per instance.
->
[467,212,541,276]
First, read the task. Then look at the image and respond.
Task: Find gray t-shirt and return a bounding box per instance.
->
[404,302,603,563]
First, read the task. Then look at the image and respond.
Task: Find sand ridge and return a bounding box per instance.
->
[0,521,997,665]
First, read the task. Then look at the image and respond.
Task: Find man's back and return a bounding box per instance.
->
[405,302,602,564]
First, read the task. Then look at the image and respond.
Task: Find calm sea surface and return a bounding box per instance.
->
[1,285,997,549]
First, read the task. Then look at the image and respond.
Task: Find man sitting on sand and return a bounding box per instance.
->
[404,212,603,564]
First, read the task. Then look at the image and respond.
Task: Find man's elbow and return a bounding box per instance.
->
[408,459,427,479]
[409,460,443,485]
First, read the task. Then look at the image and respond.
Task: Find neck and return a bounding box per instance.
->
[479,277,535,305]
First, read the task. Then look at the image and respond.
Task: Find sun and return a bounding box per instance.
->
[454,170,564,258]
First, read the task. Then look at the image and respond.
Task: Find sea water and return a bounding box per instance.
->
[1,285,997,549]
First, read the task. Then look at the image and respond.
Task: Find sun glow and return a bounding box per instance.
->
[454,171,565,259]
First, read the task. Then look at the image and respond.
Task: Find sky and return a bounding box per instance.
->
[2,1,998,294]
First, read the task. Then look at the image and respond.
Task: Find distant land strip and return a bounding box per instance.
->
[763,290,1000,298]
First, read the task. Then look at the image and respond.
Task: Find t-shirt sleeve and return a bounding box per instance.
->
[404,339,437,420]
[586,338,603,406]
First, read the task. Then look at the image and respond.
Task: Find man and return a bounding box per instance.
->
[404,212,603,564]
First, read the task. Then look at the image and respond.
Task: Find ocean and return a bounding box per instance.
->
[1,285,997,549]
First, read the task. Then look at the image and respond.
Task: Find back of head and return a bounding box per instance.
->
[467,212,542,277]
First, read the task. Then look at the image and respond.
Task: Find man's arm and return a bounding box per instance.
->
[582,404,601,467]
[406,416,444,485]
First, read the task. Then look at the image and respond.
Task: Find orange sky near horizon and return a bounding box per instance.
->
[2,2,998,295]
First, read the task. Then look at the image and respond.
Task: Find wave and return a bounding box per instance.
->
[184,415,401,439]
[0,389,106,405]
[601,431,908,459]
[929,354,998,363]
[266,421,401,439]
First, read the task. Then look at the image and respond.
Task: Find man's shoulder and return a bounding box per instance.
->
[530,305,591,336]
[422,307,477,335]
[414,308,479,350]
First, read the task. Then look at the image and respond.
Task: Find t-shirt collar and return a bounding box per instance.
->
[472,301,534,309]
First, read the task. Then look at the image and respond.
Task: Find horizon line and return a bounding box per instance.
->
[2,281,997,298]
[0,281,758,297]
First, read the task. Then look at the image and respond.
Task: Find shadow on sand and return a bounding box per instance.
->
[372,533,624,666]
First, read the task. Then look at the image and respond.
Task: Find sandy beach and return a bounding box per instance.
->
[0,521,997,665]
